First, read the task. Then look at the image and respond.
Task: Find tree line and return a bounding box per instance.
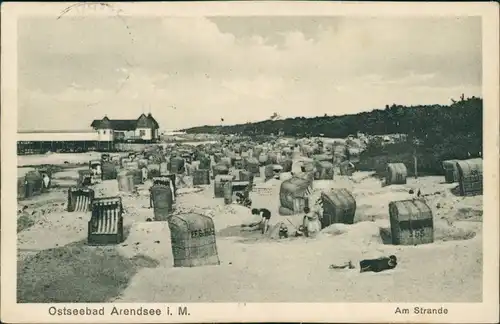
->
[182,96,482,173]
[184,96,480,146]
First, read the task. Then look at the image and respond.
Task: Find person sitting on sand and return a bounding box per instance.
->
[175,162,188,188]
[294,224,306,237]
[184,160,192,177]
[90,163,102,183]
[266,221,289,239]
[241,208,272,234]
[278,223,289,239]
[235,192,252,208]
[235,192,244,203]
[95,163,102,177]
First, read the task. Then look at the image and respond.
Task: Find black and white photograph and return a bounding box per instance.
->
[2,2,499,323]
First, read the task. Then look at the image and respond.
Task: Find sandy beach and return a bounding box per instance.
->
[17,155,482,303]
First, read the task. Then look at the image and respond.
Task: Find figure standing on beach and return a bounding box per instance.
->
[302,206,322,238]
[141,166,149,183]
[94,163,102,181]
[42,172,51,190]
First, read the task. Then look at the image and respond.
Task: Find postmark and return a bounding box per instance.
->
[57,2,125,20]
[57,2,135,107]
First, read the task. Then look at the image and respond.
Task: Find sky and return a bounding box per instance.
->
[18,16,482,131]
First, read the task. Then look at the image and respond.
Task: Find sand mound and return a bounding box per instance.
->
[17,243,158,303]
[218,225,265,241]
[18,211,89,250]
[320,223,350,236]
[378,219,478,245]
[354,203,388,223]
[16,154,484,303]
[337,221,385,247]
[17,200,68,233]
[17,214,35,233]
[209,204,255,231]
[451,207,483,222]
[117,222,173,266]
[434,220,479,242]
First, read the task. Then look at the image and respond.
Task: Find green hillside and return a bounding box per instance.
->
[182,96,481,140]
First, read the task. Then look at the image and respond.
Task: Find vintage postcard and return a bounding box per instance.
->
[1,1,499,323]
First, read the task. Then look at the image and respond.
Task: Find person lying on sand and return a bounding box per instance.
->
[241,208,272,234]
[359,255,398,273]
[328,256,397,273]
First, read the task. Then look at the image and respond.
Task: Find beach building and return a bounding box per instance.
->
[90,113,160,143]
[17,113,161,155]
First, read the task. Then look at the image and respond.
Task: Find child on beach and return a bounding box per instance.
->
[241,208,272,234]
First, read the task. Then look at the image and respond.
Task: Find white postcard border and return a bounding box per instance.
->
[1,2,499,323]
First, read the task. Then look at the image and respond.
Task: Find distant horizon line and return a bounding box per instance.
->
[16,129,188,133]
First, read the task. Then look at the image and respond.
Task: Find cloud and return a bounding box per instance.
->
[18,16,481,130]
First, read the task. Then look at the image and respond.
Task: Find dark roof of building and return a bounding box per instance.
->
[136,113,154,128]
[91,114,159,130]
[108,120,138,131]
[147,113,160,128]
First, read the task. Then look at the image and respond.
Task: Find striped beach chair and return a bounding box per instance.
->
[87,196,124,245]
[67,187,95,212]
